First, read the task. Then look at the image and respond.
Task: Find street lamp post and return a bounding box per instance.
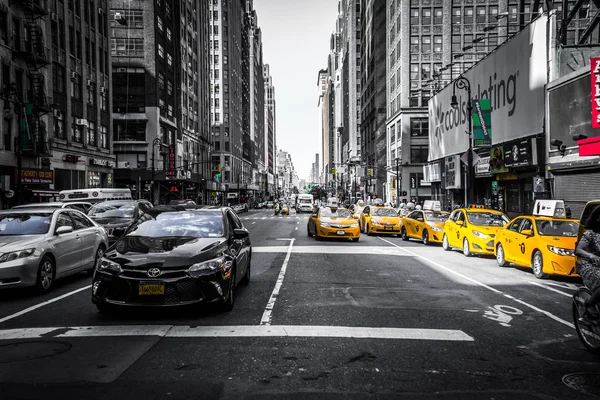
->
[395,157,400,208]
[151,138,164,205]
[450,76,474,205]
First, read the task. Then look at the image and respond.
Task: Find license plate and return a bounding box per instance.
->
[139,282,165,295]
[385,226,393,230]
[336,230,345,235]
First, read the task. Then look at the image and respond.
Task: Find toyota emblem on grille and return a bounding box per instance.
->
[147,268,162,277]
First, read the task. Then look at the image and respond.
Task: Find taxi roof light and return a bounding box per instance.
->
[533,200,567,218]
[469,204,486,209]
[423,200,441,211]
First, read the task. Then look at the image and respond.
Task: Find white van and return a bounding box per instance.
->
[297,194,314,213]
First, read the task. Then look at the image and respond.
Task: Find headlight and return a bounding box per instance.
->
[431,226,444,232]
[547,246,574,257]
[0,248,35,263]
[188,257,226,276]
[320,222,330,227]
[472,230,488,239]
[350,223,359,228]
[97,258,123,274]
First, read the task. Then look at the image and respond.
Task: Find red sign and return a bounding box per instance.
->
[592,57,600,128]
[578,136,600,156]
[166,145,176,177]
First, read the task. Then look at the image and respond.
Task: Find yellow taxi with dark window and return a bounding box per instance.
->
[495,200,580,278]
[307,206,360,242]
[359,205,401,236]
[443,205,509,257]
[400,208,450,245]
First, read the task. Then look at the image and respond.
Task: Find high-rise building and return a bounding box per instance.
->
[111,0,211,203]
[264,64,276,199]
[360,0,386,199]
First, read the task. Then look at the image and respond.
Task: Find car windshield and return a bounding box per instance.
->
[320,208,352,218]
[126,211,225,238]
[536,220,579,237]
[372,208,398,217]
[466,212,509,226]
[88,202,136,219]
[0,213,52,235]
[425,212,450,222]
[299,199,312,204]
[353,207,364,215]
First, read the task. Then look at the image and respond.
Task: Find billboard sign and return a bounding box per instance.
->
[166,145,176,177]
[428,14,549,161]
[472,99,492,147]
[591,57,600,128]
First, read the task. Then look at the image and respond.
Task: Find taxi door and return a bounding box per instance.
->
[498,218,524,263]
[444,210,460,247]
[514,218,536,267]
[447,210,466,248]
[408,211,424,238]
[308,206,319,235]
[360,206,371,232]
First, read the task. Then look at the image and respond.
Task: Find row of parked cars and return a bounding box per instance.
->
[307,199,584,281]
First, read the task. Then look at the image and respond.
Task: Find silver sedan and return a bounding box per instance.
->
[0,208,109,293]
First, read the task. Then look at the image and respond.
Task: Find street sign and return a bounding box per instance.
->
[472,99,492,146]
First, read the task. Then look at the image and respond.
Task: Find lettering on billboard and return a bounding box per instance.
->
[428,14,549,161]
[21,169,53,184]
[592,57,600,128]
[166,145,176,177]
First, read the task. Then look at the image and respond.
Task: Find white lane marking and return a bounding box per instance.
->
[295,227,298,230]
[297,221,300,224]
[261,217,267,220]
[260,238,295,326]
[252,222,256,225]
[528,281,573,298]
[378,237,575,329]
[0,325,473,342]
[0,285,91,325]
[253,245,410,255]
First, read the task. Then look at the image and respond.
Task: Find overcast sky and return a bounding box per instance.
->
[254,0,338,181]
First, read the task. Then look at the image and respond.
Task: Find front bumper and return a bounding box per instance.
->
[317,226,360,239]
[428,229,445,243]
[469,236,496,255]
[545,253,579,277]
[370,224,400,234]
[92,269,230,307]
[0,257,40,289]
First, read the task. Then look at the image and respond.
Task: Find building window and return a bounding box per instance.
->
[452,35,461,53]
[390,124,396,143]
[433,8,442,24]
[410,145,429,163]
[166,28,172,41]
[158,44,164,58]
[167,53,172,68]
[158,72,164,91]
[137,153,147,168]
[410,36,419,52]
[157,16,163,31]
[55,112,65,139]
[100,125,108,148]
[87,82,95,105]
[110,9,143,28]
[87,121,96,145]
[72,117,83,143]
[422,8,431,25]
[410,8,419,25]
[167,80,173,96]
[410,118,428,137]
[452,7,461,24]
[111,37,144,56]
[476,6,486,23]
[410,64,419,80]
[433,35,442,53]
[421,36,431,52]
[464,7,474,24]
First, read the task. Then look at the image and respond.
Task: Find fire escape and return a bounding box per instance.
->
[8,0,52,157]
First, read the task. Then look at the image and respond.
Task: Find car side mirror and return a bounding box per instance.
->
[112,227,126,238]
[521,229,533,237]
[456,220,464,226]
[233,228,249,239]
[55,226,73,235]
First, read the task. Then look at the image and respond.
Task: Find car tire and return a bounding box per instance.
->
[96,302,114,314]
[442,234,451,251]
[307,227,313,237]
[532,250,547,279]
[221,266,236,312]
[88,245,105,276]
[462,238,472,257]
[401,227,408,241]
[35,255,55,294]
[496,244,508,267]
[241,256,251,286]
[422,230,430,245]
[352,237,359,242]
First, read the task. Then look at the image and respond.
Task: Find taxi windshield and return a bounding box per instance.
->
[353,207,364,215]
[372,208,397,217]
[466,212,509,227]
[320,208,352,218]
[425,212,450,222]
[535,220,579,237]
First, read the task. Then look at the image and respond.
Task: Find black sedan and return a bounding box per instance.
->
[91,206,251,312]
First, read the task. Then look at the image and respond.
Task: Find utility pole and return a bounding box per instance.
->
[396,157,400,208]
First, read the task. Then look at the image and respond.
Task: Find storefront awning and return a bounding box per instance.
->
[30,190,60,198]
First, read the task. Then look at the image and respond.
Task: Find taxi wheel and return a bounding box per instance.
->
[315,231,323,241]
[352,237,359,242]
[462,238,472,257]
[307,226,313,237]
[532,250,547,279]
[496,244,508,267]
[422,230,430,245]
[442,234,451,251]
[401,227,409,241]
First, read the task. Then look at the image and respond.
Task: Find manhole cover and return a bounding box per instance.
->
[0,341,71,363]
[563,373,600,397]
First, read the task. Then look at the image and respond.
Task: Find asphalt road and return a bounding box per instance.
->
[0,209,599,400]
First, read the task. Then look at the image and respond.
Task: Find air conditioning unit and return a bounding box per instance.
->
[117,161,130,168]
[99,86,107,94]
[86,79,93,86]
[114,12,126,23]
[51,12,59,22]
[70,71,78,80]
[75,118,88,126]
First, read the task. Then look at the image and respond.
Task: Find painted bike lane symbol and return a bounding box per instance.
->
[483,305,523,327]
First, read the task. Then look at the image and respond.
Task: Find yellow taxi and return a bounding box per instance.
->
[359,205,401,236]
[307,206,360,242]
[400,208,450,245]
[352,205,365,221]
[442,205,509,257]
[495,200,580,278]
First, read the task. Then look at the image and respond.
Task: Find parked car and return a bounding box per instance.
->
[13,201,93,214]
[0,208,108,292]
[87,200,153,245]
[232,203,248,214]
[92,206,251,312]
[168,199,197,206]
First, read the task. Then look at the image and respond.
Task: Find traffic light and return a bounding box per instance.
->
[368,168,373,177]
[217,163,221,173]
[332,167,336,176]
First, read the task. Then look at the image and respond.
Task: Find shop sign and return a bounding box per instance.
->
[165,145,176,177]
[592,57,600,128]
[490,146,509,174]
[475,156,491,175]
[444,155,462,189]
[503,139,531,167]
[90,158,116,168]
[428,14,548,161]
[423,163,441,183]
[20,169,53,184]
